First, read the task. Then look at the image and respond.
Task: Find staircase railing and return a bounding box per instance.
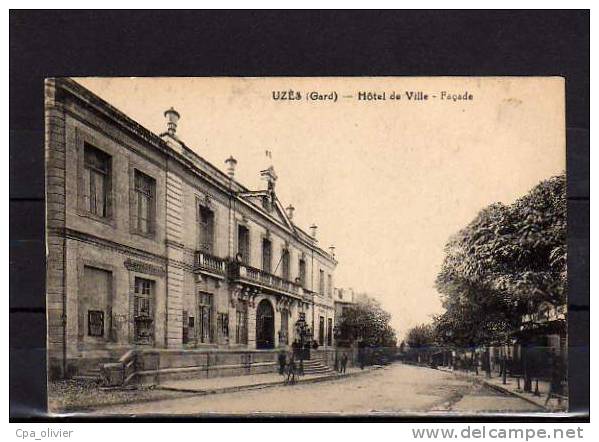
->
[120,349,138,385]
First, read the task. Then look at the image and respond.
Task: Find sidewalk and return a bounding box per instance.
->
[437,366,568,412]
[52,366,381,413]
[157,366,376,395]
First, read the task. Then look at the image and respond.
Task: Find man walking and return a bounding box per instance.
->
[278,349,287,376]
[286,352,297,385]
[341,353,348,374]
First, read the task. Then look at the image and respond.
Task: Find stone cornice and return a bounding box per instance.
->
[60,228,167,264]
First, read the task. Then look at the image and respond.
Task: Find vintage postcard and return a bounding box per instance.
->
[45,77,566,415]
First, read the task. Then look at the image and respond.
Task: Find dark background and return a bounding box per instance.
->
[9,10,589,421]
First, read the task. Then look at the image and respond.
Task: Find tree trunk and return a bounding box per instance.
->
[484,347,491,378]
[523,343,532,392]
[502,345,507,385]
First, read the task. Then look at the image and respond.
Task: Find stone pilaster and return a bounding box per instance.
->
[45,79,67,379]
[165,170,184,347]
[247,302,257,349]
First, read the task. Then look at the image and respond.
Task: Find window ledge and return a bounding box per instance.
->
[130,229,157,241]
[77,210,116,228]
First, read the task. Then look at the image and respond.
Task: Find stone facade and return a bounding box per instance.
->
[45,78,337,380]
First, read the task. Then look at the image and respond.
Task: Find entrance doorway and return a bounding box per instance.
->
[256,299,275,349]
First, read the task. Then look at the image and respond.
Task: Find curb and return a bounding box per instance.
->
[438,367,549,411]
[156,366,379,395]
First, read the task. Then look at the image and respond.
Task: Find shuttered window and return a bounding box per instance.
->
[299,259,306,287]
[196,201,215,253]
[198,292,213,344]
[133,277,154,344]
[237,225,250,264]
[83,144,111,218]
[262,238,272,273]
[132,169,155,235]
[134,277,153,317]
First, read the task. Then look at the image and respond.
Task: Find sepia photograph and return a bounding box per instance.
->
[44,76,567,416]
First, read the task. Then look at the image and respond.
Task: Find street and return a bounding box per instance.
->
[95,363,541,415]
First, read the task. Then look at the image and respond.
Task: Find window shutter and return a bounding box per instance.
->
[89,171,97,214]
[206,211,214,253]
[82,167,91,213]
[105,160,113,218]
[149,187,156,235]
[146,177,156,235]
[130,172,138,232]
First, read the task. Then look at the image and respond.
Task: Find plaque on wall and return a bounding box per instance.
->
[88,310,104,337]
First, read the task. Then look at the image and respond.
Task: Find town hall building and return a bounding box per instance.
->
[45,78,338,383]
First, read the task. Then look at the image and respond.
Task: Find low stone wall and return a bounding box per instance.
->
[103,349,279,386]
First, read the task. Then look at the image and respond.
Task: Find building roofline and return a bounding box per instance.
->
[51,77,337,265]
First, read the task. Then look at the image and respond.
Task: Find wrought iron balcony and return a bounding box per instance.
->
[229,261,303,298]
[194,251,227,276]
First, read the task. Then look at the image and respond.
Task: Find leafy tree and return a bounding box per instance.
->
[406,323,436,349]
[403,323,438,365]
[434,174,566,348]
[337,294,397,349]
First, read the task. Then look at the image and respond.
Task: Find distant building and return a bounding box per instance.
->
[333,287,356,345]
[45,78,337,381]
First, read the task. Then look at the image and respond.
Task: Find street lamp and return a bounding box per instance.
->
[295,317,313,361]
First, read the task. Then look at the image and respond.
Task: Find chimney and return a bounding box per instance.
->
[225,155,237,179]
[329,245,336,258]
[310,224,318,239]
[286,204,295,220]
[164,107,180,136]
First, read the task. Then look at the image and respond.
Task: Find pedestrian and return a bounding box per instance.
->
[286,352,296,385]
[334,354,339,373]
[341,353,348,374]
[358,344,366,370]
[278,349,286,376]
[292,339,300,358]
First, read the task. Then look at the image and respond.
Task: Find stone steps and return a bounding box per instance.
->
[299,358,334,375]
[73,364,104,382]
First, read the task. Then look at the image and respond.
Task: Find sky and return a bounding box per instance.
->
[75,77,565,340]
